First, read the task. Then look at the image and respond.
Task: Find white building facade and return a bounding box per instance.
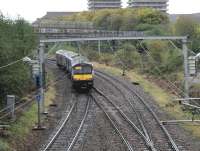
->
[88,0,122,10]
[128,0,168,12]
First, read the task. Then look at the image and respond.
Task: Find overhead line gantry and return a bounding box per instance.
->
[39,35,189,101]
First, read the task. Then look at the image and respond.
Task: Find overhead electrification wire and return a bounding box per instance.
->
[168,40,196,55]
[48,42,59,54]
[0,51,36,70]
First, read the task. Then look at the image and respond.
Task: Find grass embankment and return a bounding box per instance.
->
[0,71,56,151]
[94,62,200,139]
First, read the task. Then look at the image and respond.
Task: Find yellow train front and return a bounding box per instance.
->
[71,63,94,89]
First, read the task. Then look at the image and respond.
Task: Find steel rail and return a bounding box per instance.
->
[95,73,156,151]
[43,101,77,151]
[90,93,134,151]
[66,96,90,151]
[95,70,180,151]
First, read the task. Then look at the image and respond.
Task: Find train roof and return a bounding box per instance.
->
[71,56,90,67]
[56,49,91,66]
[56,49,79,60]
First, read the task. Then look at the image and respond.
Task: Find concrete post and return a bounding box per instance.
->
[6,95,15,120]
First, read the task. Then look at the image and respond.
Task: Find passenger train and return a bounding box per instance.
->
[56,50,94,89]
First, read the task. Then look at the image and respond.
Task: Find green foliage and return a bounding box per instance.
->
[10,104,37,138]
[142,40,183,75]
[115,43,140,69]
[120,9,139,30]
[99,53,115,65]
[82,48,100,61]
[0,16,37,105]
[175,16,198,36]
[174,16,200,52]
[137,8,169,24]
[63,8,169,31]
[0,141,10,151]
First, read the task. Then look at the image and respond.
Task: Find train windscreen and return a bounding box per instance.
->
[73,65,92,74]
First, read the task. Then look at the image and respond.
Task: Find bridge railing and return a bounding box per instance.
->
[38,30,145,39]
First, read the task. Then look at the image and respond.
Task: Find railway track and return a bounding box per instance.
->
[91,88,152,150]
[41,94,90,151]
[94,70,185,151]
[45,59,186,150]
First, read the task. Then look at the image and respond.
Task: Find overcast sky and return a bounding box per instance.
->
[0,0,200,22]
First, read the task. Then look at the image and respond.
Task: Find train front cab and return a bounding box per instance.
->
[71,63,93,89]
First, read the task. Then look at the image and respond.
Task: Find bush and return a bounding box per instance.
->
[141,40,183,75]
[0,141,10,151]
[99,53,114,65]
[83,49,100,61]
[115,43,141,69]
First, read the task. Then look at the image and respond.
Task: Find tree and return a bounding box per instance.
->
[0,16,37,105]
[174,16,200,52]
[137,8,169,25]
[142,40,183,75]
[62,8,169,31]
[115,43,140,75]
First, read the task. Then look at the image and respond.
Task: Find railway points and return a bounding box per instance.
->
[94,70,182,151]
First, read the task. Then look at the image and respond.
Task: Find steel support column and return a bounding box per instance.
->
[183,39,189,102]
[98,40,101,55]
[39,43,45,113]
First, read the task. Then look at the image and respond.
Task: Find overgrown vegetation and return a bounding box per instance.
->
[0,70,56,151]
[0,14,37,106]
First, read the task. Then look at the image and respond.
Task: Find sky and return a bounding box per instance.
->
[0,0,200,22]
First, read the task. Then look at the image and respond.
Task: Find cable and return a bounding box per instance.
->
[168,40,196,55]
[168,40,182,53]
[48,43,59,54]
[0,51,35,70]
